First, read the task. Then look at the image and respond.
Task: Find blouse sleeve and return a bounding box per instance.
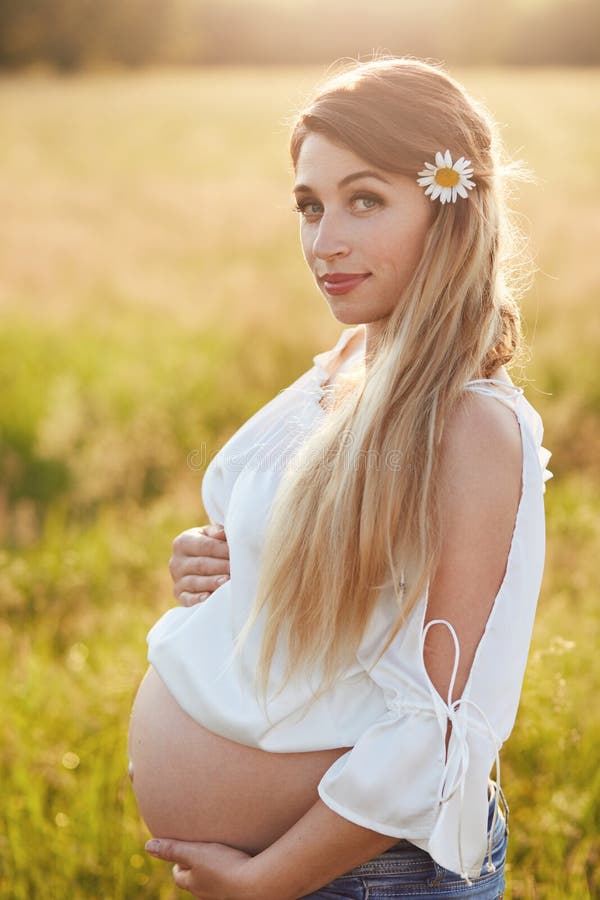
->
[317,559,542,884]
[520,397,553,492]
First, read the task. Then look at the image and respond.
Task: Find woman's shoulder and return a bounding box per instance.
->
[444,386,523,486]
[460,372,553,492]
[435,390,524,576]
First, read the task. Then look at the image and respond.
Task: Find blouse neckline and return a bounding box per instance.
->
[312,326,365,383]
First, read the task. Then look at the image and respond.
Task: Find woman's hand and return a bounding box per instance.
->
[169,524,230,607]
[145,839,277,900]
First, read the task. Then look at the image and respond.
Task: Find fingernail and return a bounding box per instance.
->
[146,839,161,854]
[216,575,229,584]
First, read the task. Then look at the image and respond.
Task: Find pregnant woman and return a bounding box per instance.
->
[128,55,553,899]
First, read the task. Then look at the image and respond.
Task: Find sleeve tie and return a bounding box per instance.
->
[419,618,504,886]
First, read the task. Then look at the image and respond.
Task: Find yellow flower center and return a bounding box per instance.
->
[435,166,460,187]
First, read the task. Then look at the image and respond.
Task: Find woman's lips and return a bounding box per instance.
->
[322,274,371,295]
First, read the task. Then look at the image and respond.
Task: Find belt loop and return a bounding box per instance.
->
[430,860,447,886]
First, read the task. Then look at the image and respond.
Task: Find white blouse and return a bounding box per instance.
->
[147,324,553,885]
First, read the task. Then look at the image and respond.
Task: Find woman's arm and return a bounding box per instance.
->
[245,797,404,899]
[147,800,399,900]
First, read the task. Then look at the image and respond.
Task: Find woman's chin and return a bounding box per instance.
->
[325,305,368,324]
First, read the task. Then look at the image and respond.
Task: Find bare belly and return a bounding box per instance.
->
[127,666,353,854]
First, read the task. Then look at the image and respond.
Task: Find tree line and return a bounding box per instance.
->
[1,0,598,71]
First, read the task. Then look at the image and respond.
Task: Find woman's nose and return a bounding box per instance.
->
[312,214,350,261]
[128,760,134,783]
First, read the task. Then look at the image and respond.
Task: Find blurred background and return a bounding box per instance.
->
[1,0,599,69]
[1,1,599,897]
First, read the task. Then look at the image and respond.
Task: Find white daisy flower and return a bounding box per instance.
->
[416,148,476,204]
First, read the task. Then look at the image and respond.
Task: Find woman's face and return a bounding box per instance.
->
[293,133,436,332]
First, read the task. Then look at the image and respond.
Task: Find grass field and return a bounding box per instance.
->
[0,66,598,899]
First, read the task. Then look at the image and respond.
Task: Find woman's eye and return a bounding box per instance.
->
[292,201,322,216]
[353,195,380,211]
[292,194,382,218]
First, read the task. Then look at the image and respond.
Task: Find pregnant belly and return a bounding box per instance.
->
[127,666,353,854]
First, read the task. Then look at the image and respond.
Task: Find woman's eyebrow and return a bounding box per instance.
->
[292,170,391,195]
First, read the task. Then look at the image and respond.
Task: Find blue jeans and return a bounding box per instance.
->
[298,780,508,899]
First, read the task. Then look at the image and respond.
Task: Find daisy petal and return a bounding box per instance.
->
[417,149,477,203]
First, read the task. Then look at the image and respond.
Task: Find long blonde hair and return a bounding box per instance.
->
[233,54,536,710]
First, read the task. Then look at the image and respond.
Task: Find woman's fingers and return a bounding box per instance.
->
[174,572,231,605]
[169,525,230,582]
[204,523,228,542]
[177,525,230,557]
[178,591,210,608]
[176,572,230,595]
[169,524,231,604]
[172,554,231,580]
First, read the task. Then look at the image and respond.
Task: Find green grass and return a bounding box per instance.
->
[0,66,599,898]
